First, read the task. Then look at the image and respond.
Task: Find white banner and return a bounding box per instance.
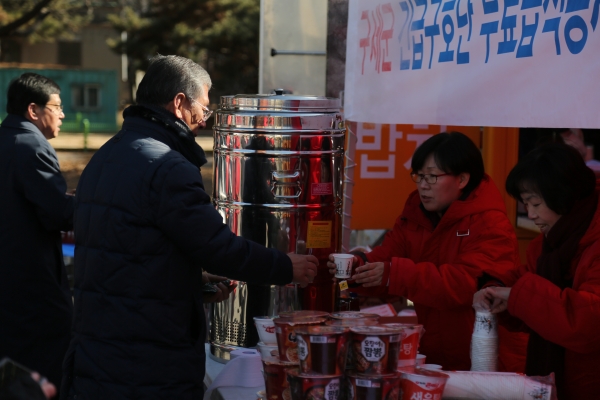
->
[345,0,600,127]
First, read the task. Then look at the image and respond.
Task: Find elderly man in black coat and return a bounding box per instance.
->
[61,55,319,399]
[0,73,74,394]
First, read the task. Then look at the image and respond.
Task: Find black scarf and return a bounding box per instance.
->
[122,104,207,169]
[525,192,597,395]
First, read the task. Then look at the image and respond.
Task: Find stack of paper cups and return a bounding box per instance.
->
[470,311,498,371]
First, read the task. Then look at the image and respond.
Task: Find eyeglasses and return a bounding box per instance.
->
[42,103,64,115]
[410,173,451,184]
[189,98,213,122]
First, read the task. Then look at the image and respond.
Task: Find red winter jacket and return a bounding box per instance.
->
[506,195,600,398]
[363,175,526,371]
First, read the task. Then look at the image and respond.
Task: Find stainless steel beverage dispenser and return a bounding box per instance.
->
[209,93,346,360]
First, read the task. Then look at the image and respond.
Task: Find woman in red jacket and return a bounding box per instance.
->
[329,132,526,371]
[474,143,600,399]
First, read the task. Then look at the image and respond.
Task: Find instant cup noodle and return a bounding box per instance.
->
[326,319,377,370]
[279,310,331,319]
[332,253,354,279]
[257,341,279,359]
[399,368,449,400]
[254,316,278,345]
[383,324,423,367]
[415,354,426,366]
[274,316,328,363]
[295,326,349,375]
[287,369,343,400]
[330,312,380,324]
[326,319,378,328]
[262,356,299,400]
[349,326,403,375]
[345,371,401,400]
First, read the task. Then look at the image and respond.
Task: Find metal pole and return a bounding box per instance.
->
[270,48,326,56]
[82,119,90,152]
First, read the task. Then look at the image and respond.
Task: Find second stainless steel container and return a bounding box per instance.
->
[210,93,346,360]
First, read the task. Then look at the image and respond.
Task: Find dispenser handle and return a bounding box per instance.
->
[271,171,302,199]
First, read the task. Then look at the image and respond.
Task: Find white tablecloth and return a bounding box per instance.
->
[204,344,264,400]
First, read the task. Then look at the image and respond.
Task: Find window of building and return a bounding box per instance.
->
[0,39,22,62]
[58,41,82,66]
[71,84,102,110]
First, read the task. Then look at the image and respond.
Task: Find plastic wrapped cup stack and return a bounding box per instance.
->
[470,311,498,372]
[442,371,554,400]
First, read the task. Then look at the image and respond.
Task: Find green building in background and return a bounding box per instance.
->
[0,66,118,133]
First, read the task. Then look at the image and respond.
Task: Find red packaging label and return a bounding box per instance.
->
[311,182,333,196]
[400,378,444,400]
[399,333,419,361]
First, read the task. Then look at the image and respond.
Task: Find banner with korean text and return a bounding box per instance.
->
[345,0,600,128]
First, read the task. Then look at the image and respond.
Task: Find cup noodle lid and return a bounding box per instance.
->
[330,312,380,321]
[286,368,343,380]
[326,319,378,328]
[350,325,404,336]
[274,316,328,327]
[294,325,349,336]
[278,310,330,319]
[262,355,299,366]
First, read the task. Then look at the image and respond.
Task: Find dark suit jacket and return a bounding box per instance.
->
[0,114,74,389]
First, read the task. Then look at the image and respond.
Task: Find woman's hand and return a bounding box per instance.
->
[352,262,385,287]
[473,287,511,313]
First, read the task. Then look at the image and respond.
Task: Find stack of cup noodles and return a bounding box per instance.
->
[470,311,498,372]
[345,325,404,400]
[259,310,450,400]
[264,310,329,400]
[288,325,349,400]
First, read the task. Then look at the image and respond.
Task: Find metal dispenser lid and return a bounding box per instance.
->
[220,93,341,112]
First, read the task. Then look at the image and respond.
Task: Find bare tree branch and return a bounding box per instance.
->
[0,0,54,38]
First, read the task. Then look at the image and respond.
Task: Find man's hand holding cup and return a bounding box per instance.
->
[289,253,319,287]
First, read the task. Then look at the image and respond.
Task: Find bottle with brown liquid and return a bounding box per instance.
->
[334,283,360,311]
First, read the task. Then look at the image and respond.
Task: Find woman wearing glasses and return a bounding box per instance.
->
[473,143,600,399]
[329,131,525,371]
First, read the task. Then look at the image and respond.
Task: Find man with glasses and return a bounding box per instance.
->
[0,73,74,397]
[62,55,319,399]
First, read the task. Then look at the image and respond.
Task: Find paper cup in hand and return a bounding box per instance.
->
[332,253,354,279]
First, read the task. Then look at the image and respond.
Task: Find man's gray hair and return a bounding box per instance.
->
[135,55,212,106]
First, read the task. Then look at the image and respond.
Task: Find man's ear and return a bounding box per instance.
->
[164,93,187,119]
[25,103,40,122]
[458,172,471,190]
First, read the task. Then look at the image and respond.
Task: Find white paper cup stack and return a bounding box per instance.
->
[470,311,498,371]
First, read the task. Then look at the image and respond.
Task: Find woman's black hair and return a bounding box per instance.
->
[410,131,485,194]
[506,143,596,215]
